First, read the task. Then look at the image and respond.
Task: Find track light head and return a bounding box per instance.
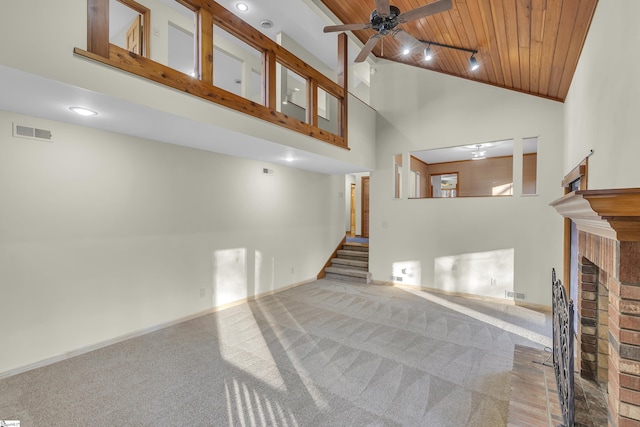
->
[423,46,433,61]
[469,54,480,71]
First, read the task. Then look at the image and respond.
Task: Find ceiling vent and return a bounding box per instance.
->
[13,123,53,141]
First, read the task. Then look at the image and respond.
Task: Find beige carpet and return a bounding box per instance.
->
[0,279,551,426]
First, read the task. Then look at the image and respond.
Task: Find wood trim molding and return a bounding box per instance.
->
[550,188,640,241]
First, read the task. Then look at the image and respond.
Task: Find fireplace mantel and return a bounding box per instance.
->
[550,188,640,241]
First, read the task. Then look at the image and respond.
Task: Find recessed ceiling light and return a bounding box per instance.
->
[284,156,294,162]
[69,106,98,116]
[236,2,248,12]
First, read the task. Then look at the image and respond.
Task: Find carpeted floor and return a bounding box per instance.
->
[0,279,552,426]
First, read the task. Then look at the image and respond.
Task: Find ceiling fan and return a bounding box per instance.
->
[323,0,453,63]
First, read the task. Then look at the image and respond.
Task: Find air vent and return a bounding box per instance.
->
[13,123,53,141]
[505,290,526,300]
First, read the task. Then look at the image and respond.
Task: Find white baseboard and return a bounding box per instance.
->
[372,280,552,312]
[0,277,315,380]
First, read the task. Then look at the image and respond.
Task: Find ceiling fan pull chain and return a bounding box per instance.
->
[381,38,384,57]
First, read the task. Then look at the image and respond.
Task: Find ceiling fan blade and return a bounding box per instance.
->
[397,0,453,23]
[323,23,371,33]
[374,0,391,17]
[393,29,423,50]
[355,34,382,63]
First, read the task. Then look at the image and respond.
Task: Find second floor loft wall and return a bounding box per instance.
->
[0,0,376,172]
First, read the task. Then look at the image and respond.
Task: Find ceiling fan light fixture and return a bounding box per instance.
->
[402,47,411,56]
[469,54,480,71]
[471,144,486,160]
[423,46,433,61]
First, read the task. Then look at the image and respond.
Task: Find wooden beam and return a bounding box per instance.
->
[87,0,109,57]
[263,50,276,109]
[337,32,348,140]
[198,8,214,84]
[308,78,318,127]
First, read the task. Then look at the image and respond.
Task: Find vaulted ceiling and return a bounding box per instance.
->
[320,0,598,102]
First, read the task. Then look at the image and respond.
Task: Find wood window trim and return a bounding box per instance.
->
[83,0,349,149]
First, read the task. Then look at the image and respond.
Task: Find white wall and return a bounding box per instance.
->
[370,62,565,306]
[0,111,346,375]
[564,0,640,189]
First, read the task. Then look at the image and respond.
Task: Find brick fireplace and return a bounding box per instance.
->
[551,189,640,426]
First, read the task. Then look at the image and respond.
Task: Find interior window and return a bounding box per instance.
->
[410,139,514,198]
[213,26,264,104]
[168,22,195,76]
[277,64,307,122]
[394,154,402,199]
[522,137,538,195]
[109,0,148,56]
[317,87,339,135]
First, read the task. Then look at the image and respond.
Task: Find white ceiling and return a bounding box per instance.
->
[0,0,377,175]
[412,138,538,164]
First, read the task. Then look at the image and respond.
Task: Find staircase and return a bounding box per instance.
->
[325,242,372,283]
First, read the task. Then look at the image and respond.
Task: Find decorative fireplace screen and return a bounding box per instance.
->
[552,268,575,427]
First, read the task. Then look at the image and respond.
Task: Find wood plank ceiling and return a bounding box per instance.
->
[320,0,598,102]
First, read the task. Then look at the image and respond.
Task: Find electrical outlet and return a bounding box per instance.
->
[291,267,295,274]
[200,288,206,297]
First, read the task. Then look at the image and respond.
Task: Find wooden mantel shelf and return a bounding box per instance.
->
[550,188,640,241]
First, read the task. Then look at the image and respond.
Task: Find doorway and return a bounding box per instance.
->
[350,183,356,236]
[361,176,370,238]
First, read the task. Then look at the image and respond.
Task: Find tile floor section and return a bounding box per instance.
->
[508,345,608,427]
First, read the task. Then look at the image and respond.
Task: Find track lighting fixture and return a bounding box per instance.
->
[417,39,480,71]
[423,45,433,61]
[469,54,480,71]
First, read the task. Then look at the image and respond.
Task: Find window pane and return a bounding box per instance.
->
[213,26,263,104]
[168,22,195,76]
[317,87,339,135]
[277,64,307,122]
